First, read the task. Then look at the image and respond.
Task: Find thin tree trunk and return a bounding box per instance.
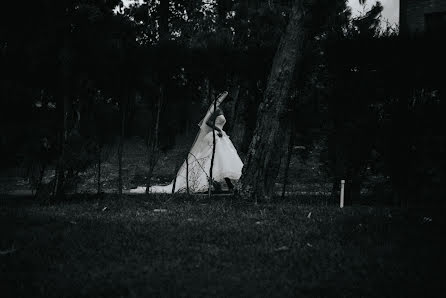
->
[118,97,126,198]
[53,95,70,200]
[228,78,242,148]
[35,163,46,199]
[239,0,308,201]
[282,126,295,199]
[118,128,123,197]
[147,0,169,193]
[230,87,250,153]
[229,79,241,124]
[349,173,362,205]
[208,96,217,199]
[97,146,102,195]
[186,154,190,195]
[392,91,411,207]
[330,175,340,203]
[146,87,163,192]
[202,78,210,108]
[171,162,179,194]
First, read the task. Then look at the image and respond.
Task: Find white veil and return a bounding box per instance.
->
[143,91,228,193]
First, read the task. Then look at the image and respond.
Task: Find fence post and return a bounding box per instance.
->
[340,180,345,208]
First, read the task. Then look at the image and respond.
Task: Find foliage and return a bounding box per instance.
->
[321,2,446,205]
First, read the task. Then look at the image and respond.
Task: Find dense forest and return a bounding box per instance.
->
[1,0,445,206]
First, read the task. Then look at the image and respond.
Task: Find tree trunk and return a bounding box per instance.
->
[349,174,362,205]
[118,97,126,198]
[146,87,163,192]
[281,125,295,199]
[186,154,190,195]
[53,95,70,200]
[171,161,179,194]
[97,145,102,195]
[239,0,308,201]
[201,78,210,108]
[229,81,247,151]
[208,97,218,198]
[229,79,241,124]
[145,0,169,193]
[35,163,46,199]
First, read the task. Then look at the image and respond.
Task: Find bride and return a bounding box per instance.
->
[130,91,243,194]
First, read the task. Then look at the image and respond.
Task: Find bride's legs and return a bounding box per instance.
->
[224,178,234,190]
[209,179,234,193]
[212,180,222,192]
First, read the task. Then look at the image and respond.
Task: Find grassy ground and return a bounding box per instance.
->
[1,195,444,297]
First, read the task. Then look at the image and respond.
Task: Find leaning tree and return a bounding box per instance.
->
[238,0,346,200]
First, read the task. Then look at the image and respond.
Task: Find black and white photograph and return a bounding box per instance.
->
[1,0,445,297]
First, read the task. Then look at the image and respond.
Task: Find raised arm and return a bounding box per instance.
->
[206,108,223,137]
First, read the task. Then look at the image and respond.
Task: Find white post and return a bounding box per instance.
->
[340,180,345,208]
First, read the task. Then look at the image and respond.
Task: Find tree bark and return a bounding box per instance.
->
[239,0,308,201]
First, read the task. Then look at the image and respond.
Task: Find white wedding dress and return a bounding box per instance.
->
[131,93,243,194]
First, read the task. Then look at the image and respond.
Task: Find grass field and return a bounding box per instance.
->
[1,195,445,297]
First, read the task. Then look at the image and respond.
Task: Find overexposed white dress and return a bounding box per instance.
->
[131,114,243,193]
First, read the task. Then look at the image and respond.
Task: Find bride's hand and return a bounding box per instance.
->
[216,91,228,103]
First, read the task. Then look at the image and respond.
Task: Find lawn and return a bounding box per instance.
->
[1,195,445,297]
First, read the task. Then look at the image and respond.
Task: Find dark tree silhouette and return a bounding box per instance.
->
[238,0,344,201]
